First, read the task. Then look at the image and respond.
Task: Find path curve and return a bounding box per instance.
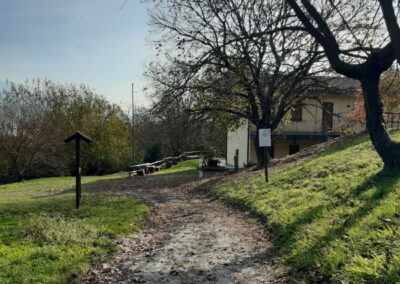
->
[83,173,287,284]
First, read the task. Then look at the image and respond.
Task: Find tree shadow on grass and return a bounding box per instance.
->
[285,168,400,281]
[197,168,400,282]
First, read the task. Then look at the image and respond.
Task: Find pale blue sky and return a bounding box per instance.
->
[0,0,153,108]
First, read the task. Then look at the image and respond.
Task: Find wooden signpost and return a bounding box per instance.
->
[259,128,271,182]
[64,132,92,209]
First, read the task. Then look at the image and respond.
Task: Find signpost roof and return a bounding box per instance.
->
[64,131,92,144]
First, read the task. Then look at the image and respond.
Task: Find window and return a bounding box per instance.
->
[291,101,303,121]
[289,144,300,155]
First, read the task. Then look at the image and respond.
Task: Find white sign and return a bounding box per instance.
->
[259,128,271,147]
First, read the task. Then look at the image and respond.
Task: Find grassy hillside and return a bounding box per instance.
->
[0,173,149,283]
[156,159,199,175]
[201,133,400,283]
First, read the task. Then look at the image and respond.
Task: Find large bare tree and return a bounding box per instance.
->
[287,0,400,168]
[146,0,328,166]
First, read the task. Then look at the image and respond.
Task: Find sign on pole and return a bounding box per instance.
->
[64,131,92,209]
[259,128,271,147]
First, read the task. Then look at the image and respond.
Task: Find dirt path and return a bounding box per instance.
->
[83,173,287,284]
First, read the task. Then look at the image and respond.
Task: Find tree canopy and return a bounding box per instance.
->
[146,0,331,166]
[0,80,133,183]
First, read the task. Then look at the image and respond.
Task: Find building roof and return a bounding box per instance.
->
[324,76,359,90]
[307,76,360,96]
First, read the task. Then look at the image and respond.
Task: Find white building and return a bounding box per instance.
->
[226,77,359,167]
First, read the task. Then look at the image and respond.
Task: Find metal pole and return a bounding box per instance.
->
[198,157,203,179]
[234,149,239,172]
[76,138,81,209]
[132,83,135,164]
[264,147,269,182]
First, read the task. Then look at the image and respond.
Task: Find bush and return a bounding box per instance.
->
[143,144,163,163]
[0,80,133,183]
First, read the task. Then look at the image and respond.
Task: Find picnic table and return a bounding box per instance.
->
[128,160,166,176]
[128,163,150,176]
[148,161,164,172]
[127,152,204,177]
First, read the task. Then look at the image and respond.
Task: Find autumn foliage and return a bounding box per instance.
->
[340,71,400,134]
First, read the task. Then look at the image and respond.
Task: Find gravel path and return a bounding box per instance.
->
[83,173,287,284]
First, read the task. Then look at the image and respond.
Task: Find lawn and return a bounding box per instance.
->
[201,132,400,283]
[0,173,149,284]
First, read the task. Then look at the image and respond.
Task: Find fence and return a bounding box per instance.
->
[384,112,400,129]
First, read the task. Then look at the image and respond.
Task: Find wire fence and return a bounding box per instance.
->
[385,112,400,129]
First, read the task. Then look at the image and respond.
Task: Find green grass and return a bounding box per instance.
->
[157,159,199,175]
[0,173,149,284]
[201,132,400,283]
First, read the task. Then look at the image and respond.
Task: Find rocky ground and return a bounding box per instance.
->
[82,173,288,284]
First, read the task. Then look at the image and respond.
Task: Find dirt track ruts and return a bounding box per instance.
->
[83,173,287,284]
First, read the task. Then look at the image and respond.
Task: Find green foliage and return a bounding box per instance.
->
[192,144,214,158]
[0,174,149,283]
[0,80,133,183]
[143,144,163,163]
[200,132,400,283]
[134,104,227,163]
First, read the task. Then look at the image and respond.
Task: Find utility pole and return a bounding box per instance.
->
[132,83,135,164]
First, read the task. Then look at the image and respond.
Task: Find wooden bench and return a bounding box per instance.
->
[147,166,156,174]
[127,153,203,177]
[128,163,150,177]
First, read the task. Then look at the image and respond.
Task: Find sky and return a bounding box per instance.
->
[0,0,154,109]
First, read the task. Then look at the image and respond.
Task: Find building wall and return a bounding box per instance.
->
[275,95,355,134]
[248,140,321,162]
[273,140,321,159]
[249,140,321,161]
[227,94,355,164]
[249,139,258,164]
[226,120,249,168]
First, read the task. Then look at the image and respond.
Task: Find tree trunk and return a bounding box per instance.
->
[361,68,400,169]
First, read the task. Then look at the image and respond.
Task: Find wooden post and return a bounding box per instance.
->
[234,149,239,172]
[76,138,81,209]
[64,132,92,209]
